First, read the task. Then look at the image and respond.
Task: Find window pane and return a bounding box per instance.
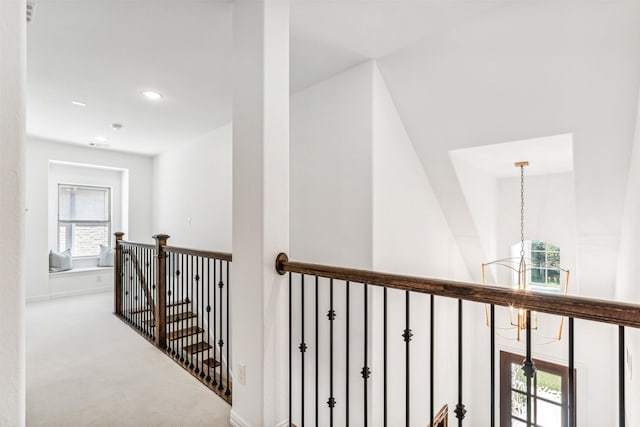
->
[511,363,526,391]
[511,419,527,427]
[537,371,562,403]
[72,224,108,257]
[531,241,546,251]
[58,224,69,252]
[547,252,560,268]
[547,269,560,285]
[531,251,546,267]
[531,268,545,283]
[511,390,527,419]
[73,188,109,221]
[59,185,110,221]
[536,399,562,427]
[59,187,72,220]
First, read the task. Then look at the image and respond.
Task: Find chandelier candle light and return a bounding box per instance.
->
[482,161,570,343]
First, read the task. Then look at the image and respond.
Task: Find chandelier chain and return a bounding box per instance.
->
[520,164,525,258]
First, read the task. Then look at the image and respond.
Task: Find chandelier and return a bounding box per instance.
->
[482,161,570,343]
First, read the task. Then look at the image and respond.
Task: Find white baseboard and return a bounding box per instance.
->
[26,286,111,303]
[229,410,250,427]
[229,411,288,427]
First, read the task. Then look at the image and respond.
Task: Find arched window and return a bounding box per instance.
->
[511,240,561,291]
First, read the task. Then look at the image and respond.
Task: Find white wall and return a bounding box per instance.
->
[371,64,471,426]
[290,62,374,269]
[0,0,26,423]
[290,61,374,427]
[153,124,232,252]
[25,137,153,301]
[289,61,472,427]
[616,92,640,426]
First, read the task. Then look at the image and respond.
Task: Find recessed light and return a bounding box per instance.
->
[111,123,123,131]
[95,136,108,143]
[142,90,163,101]
[71,101,87,107]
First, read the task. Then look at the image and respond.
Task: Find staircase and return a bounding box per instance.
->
[114,233,233,405]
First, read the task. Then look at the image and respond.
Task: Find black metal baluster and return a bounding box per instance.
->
[300,274,306,426]
[289,272,292,427]
[568,318,574,427]
[346,281,350,427]
[179,254,185,363]
[490,304,495,427]
[523,310,535,427]
[455,299,466,426]
[218,259,224,390]
[383,287,387,427]
[214,259,222,386]
[362,283,369,427]
[147,248,152,339]
[225,260,230,396]
[402,291,411,427]
[190,255,195,370]
[167,253,173,355]
[125,248,129,323]
[328,278,335,427]
[206,258,212,382]
[619,325,625,427]
[430,295,434,427]
[196,256,202,376]
[315,276,319,427]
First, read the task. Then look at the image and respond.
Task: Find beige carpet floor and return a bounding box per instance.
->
[26,292,231,427]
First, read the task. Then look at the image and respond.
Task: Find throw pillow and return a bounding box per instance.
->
[98,244,115,267]
[49,249,72,272]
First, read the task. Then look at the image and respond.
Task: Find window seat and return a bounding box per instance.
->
[39,266,114,302]
[49,266,113,276]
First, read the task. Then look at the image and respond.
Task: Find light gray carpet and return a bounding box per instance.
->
[26,292,231,427]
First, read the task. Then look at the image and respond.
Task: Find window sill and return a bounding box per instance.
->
[49,267,113,276]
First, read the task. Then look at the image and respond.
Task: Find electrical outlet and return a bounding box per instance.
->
[238,363,246,385]
[187,217,192,227]
[96,275,102,283]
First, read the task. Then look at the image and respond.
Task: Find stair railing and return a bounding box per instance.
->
[113,232,232,404]
[276,252,640,427]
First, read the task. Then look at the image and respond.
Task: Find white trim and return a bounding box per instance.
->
[49,266,113,276]
[229,410,251,427]
[229,412,288,427]
[26,286,111,303]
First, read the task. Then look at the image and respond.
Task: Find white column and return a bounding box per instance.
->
[231,0,289,426]
[0,0,27,425]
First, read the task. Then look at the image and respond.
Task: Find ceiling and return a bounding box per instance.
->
[27,0,507,155]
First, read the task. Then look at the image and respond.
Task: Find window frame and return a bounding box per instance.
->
[500,350,576,427]
[511,240,562,292]
[57,183,112,258]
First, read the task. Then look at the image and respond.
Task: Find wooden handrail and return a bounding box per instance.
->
[275,253,640,329]
[164,245,232,262]
[120,241,155,250]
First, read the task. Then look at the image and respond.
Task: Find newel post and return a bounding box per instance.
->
[114,232,125,315]
[153,234,170,349]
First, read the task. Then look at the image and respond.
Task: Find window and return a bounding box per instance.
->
[500,351,575,427]
[511,240,561,291]
[58,184,111,257]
